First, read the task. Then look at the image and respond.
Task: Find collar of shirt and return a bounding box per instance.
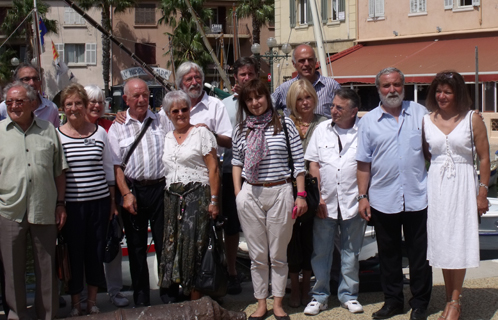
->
[376,101,411,121]
[36,93,50,112]
[5,114,42,132]
[191,92,210,114]
[296,71,322,87]
[124,108,157,125]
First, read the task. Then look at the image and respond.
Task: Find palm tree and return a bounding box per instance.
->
[75,0,135,96]
[236,0,274,46]
[159,0,213,70]
[1,0,58,63]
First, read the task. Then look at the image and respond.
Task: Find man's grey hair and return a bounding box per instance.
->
[375,67,405,89]
[123,78,149,96]
[84,84,105,101]
[175,61,205,89]
[292,43,315,63]
[3,81,37,101]
[162,90,191,113]
[14,63,39,80]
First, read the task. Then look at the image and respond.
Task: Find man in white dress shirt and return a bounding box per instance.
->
[303,88,365,316]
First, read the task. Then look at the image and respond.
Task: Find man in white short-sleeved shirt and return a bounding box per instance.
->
[303,88,365,316]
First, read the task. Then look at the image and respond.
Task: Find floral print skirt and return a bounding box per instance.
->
[158,181,211,295]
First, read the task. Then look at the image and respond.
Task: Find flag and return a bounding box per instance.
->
[52,40,69,85]
[39,18,48,46]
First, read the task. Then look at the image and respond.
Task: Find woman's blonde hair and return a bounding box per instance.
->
[285,79,318,118]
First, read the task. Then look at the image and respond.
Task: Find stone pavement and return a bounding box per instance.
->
[2,259,497,319]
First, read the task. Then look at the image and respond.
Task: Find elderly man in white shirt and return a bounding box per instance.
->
[303,88,366,316]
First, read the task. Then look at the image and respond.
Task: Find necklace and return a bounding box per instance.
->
[300,122,311,127]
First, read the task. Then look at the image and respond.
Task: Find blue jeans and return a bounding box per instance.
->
[310,214,366,304]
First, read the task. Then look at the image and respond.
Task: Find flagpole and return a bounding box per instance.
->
[32,0,43,89]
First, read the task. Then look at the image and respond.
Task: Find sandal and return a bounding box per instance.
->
[87,300,100,315]
[69,301,82,317]
[438,296,461,320]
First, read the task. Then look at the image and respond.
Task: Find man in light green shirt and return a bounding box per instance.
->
[0,81,67,320]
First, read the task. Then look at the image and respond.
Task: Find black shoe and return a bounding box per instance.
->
[59,296,67,308]
[410,308,427,320]
[248,310,267,320]
[160,294,177,304]
[135,292,150,307]
[227,275,242,295]
[372,304,404,319]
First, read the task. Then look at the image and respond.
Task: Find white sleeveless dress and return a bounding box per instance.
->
[424,111,479,269]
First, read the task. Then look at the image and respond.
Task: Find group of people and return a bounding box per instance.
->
[0,42,489,320]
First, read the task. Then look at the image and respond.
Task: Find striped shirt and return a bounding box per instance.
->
[108,109,171,181]
[232,116,305,182]
[57,125,114,202]
[271,72,341,119]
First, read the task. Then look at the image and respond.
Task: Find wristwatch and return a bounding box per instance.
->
[356,194,368,201]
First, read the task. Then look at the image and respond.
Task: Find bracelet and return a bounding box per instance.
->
[479,182,489,191]
[297,196,306,200]
[211,195,218,199]
[210,201,218,206]
[123,192,133,197]
[297,191,307,198]
[56,200,65,207]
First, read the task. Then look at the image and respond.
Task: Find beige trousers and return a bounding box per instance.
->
[0,215,58,320]
[236,182,295,299]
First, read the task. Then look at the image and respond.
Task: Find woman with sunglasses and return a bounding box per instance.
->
[158,90,220,301]
[232,79,307,320]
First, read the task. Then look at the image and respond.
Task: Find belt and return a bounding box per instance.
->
[246,178,291,187]
[129,177,165,187]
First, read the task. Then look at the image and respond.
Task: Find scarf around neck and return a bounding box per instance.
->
[244,109,273,183]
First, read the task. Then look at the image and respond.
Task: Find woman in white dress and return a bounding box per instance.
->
[422,71,490,320]
[158,90,220,301]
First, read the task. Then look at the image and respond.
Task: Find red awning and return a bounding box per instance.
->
[325,35,498,84]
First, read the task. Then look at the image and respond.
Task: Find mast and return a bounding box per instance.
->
[308,0,328,77]
[184,0,232,93]
[32,0,43,83]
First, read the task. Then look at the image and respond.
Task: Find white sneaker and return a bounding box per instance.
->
[110,293,130,307]
[341,300,364,313]
[304,299,328,315]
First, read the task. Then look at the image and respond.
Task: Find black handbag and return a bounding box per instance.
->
[195,220,228,298]
[280,115,320,221]
[103,214,124,263]
[56,234,71,282]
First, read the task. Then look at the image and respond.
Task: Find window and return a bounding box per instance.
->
[369,0,384,18]
[331,0,345,21]
[135,43,156,65]
[65,43,96,65]
[299,0,308,24]
[444,0,480,9]
[64,7,85,25]
[410,0,426,13]
[55,43,64,61]
[135,4,156,25]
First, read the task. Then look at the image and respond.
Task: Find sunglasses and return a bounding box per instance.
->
[19,76,40,83]
[5,98,31,107]
[169,107,190,115]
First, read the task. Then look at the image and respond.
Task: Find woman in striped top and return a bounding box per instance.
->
[57,83,115,316]
[232,79,307,320]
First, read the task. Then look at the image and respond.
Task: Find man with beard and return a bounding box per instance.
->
[356,67,432,320]
[159,62,232,149]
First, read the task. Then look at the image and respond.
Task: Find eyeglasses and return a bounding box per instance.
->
[5,99,31,107]
[443,73,454,79]
[19,76,40,83]
[170,107,190,114]
[89,100,104,105]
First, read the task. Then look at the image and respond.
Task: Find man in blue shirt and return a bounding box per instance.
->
[356,67,432,320]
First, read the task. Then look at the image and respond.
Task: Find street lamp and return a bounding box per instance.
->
[251,37,292,93]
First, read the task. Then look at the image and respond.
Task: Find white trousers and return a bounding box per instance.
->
[236,182,295,299]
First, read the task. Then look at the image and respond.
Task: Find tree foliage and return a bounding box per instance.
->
[1,0,58,63]
[75,0,136,96]
[236,0,274,46]
[159,0,213,71]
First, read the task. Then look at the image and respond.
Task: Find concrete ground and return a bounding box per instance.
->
[37,258,498,319]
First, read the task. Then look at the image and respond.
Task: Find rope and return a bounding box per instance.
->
[0,9,35,51]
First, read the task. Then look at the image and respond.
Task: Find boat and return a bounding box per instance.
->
[479,198,498,251]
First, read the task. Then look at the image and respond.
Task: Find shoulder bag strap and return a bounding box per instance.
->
[121,117,153,169]
[280,114,295,178]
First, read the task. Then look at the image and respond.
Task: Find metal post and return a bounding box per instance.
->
[475,46,479,111]
[269,50,274,93]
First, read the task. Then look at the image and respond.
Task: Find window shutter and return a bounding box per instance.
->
[472,0,480,6]
[369,0,375,17]
[290,0,296,27]
[444,0,453,9]
[307,0,313,25]
[338,0,345,21]
[375,0,384,17]
[321,0,327,23]
[85,43,96,65]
